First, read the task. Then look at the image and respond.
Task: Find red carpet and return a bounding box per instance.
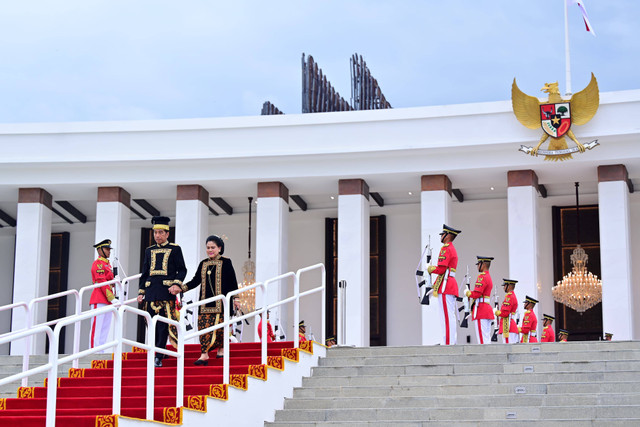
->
[0,341,300,427]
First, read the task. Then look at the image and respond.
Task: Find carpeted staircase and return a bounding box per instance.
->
[268,340,640,426]
[0,341,301,427]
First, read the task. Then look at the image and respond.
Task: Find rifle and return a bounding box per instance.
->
[415,236,434,305]
[457,265,471,328]
[491,286,499,342]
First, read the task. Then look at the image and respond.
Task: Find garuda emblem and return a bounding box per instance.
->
[512,73,599,161]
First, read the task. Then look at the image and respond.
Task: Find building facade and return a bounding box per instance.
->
[0,89,638,354]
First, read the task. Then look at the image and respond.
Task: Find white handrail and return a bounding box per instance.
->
[0,264,325,426]
[295,263,326,347]
[46,304,121,427]
[0,325,53,389]
[0,301,30,386]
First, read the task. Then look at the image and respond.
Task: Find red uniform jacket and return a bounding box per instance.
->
[497,292,518,335]
[520,310,538,343]
[299,332,307,342]
[541,325,555,342]
[431,243,458,297]
[469,271,493,320]
[89,257,115,305]
[257,320,275,342]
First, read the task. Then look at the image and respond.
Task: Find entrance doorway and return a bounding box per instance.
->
[552,205,602,340]
[324,215,387,346]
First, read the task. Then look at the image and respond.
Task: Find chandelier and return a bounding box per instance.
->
[552,182,602,313]
[237,197,256,312]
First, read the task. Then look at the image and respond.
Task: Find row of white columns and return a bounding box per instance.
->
[8,164,635,354]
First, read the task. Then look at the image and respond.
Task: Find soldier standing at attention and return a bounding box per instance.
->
[540,314,556,342]
[495,279,519,343]
[465,256,494,344]
[89,239,118,352]
[427,224,461,345]
[519,296,539,343]
[137,216,187,367]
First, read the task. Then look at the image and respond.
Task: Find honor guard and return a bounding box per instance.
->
[427,224,461,345]
[137,216,187,367]
[495,279,519,343]
[540,314,555,342]
[558,329,569,342]
[299,320,308,342]
[519,296,539,343]
[89,239,118,351]
[466,256,494,344]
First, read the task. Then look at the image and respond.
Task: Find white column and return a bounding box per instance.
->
[337,179,370,347]
[96,187,131,285]
[598,165,634,340]
[420,175,452,345]
[507,170,541,321]
[11,188,53,355]
[175,185,209,339]
[256,182,289,338]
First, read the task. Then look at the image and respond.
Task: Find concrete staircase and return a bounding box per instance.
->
[0,354,111,398]
[267,341,640,426]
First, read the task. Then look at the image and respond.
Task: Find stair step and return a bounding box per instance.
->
[273,405,640,422]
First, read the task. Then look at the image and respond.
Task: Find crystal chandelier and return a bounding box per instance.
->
[552,183,602,313]
[237,197,256,312]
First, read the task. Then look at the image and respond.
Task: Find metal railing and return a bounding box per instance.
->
[0,302,30,386]
[0,264,325,426]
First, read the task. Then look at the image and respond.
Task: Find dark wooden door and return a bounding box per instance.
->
[47,232,70,354]
[552,205,602,341]
[325,215,387,346]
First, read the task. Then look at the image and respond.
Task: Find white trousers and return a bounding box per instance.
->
[501,332,519,344]
[438,294,457,345]
[474,318,492,344]
[90,303,112,352]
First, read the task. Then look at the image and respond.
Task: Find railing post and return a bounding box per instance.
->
[294,273,300,348]
[23,304,32,387]
[112,310,123,415]
[223,298,230,384]
[46,327,61,427]
[176,318,185,409]
[72,292,81,369]
[146,318,156,421]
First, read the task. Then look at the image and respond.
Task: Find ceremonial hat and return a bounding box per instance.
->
[325,336,336,344]
[525,296,538,305]
[152,216,171,231]
[502,279,518,286]
[93,239,112,249]
[439,224,461,236]
[604,332,613,339]
[558,329,569,335]
[476,256,494,263]
[299,320,306,328]
[543,314,555,322]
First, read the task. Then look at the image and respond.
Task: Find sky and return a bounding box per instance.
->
[0,1,638,123]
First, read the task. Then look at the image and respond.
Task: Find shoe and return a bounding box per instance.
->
[216,353,224,359]
[154,357,163,367]
[194,359,209,366]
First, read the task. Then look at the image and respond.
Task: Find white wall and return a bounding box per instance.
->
[0,232,16,354]
[630,192,640,339]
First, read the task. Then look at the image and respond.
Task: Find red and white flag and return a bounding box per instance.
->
[573,0,596,37]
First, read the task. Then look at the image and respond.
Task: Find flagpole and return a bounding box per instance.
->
[564,0,572,96]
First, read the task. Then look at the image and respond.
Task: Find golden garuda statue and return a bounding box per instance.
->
[512,73,599,161]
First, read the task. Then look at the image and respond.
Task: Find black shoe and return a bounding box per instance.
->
[216,353,224,359]
[154,357,163,367]
[194,359,209,366]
